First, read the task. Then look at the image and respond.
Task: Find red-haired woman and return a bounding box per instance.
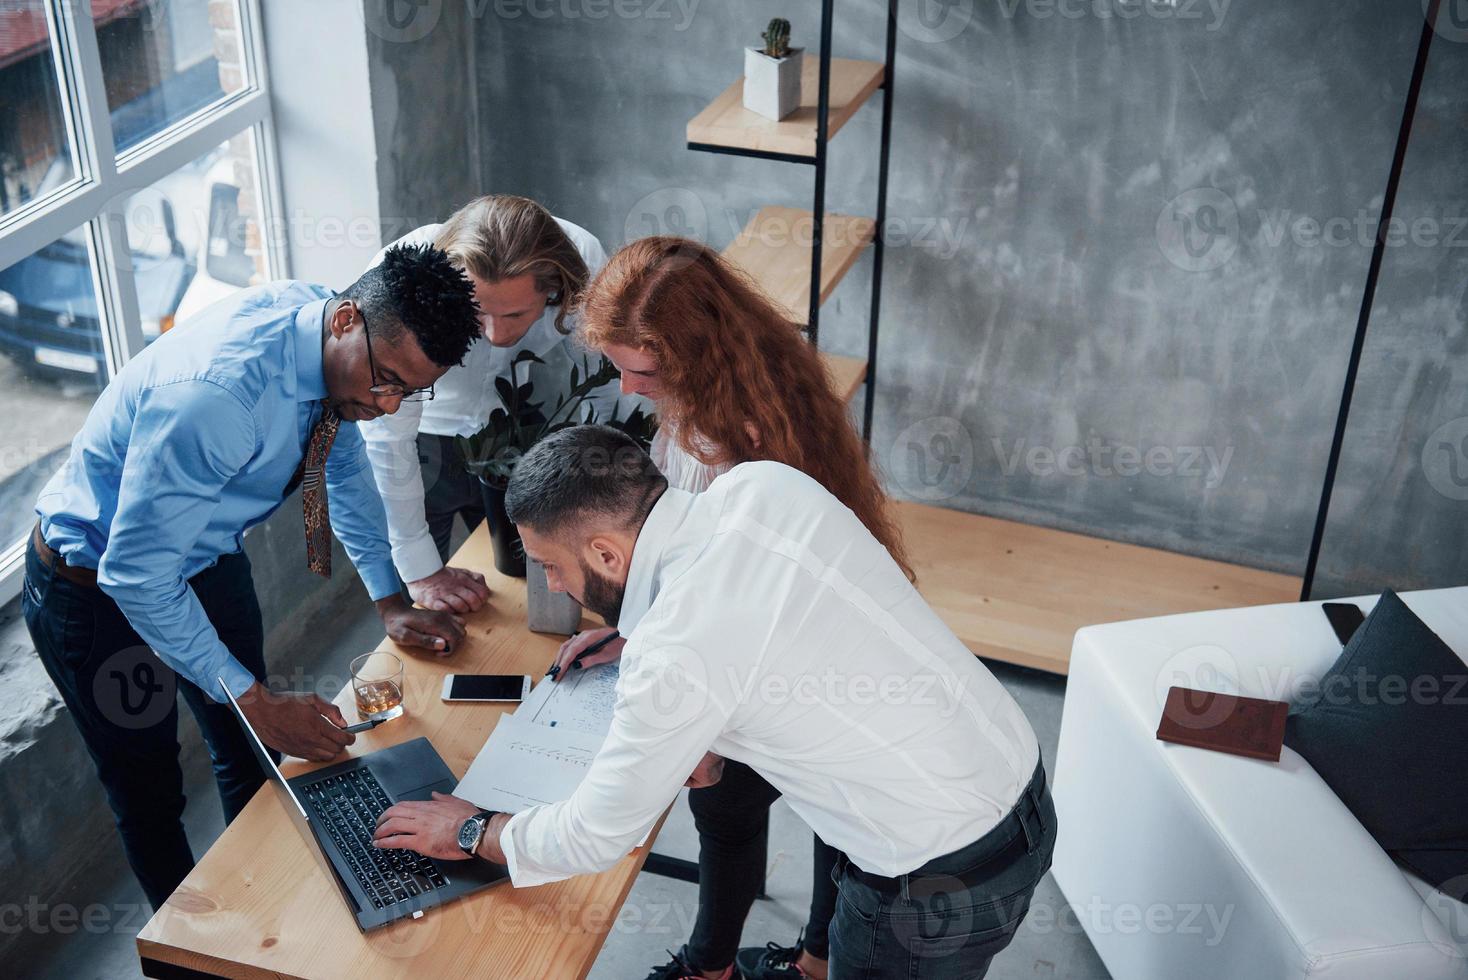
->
[548,237,913,980]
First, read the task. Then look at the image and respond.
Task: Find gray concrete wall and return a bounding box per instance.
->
[470,0,1467,594]
[365,0,484,233]
[262,0,482,282]
[262,0,385,286]
[1311,20,1468,597]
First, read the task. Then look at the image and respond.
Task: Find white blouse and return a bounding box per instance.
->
[649,417,728,494]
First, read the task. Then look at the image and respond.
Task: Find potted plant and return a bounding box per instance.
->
[457,352,656,616]
[743,18,803,122]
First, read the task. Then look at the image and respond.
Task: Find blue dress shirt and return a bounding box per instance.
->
[36,281,400,701]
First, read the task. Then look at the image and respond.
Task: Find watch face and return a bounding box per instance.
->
[458,817,481,851]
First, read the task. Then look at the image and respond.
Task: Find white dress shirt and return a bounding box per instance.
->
[359,218,618,582]
[499,461,1041,887]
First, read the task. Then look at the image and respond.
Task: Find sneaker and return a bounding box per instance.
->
[643,947,734,980]
[735,932,813,979]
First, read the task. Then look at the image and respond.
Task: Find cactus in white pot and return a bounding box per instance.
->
[743,18,803,121]
[762,17,791,57]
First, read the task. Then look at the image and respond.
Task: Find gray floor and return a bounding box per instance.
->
[29,609,1110,980]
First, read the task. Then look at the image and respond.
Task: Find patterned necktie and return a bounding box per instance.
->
[302,402,342,577]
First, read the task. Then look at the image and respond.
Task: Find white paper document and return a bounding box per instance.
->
[454,669,654,849]
[454,712,606,814]
[515,662,620,736]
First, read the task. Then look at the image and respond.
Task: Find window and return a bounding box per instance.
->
[0,3,77,217]
[96,0,249,154]
[123,130,269,335]
[0,224,101,549]
[0,0,282,600]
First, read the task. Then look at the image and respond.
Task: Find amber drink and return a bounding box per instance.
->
[350,652,405,722]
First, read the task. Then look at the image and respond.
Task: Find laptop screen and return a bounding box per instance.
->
[219,679,310,818]
[218,679,361,913]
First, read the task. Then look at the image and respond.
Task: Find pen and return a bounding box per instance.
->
[546,630,621,678]
[337,717,384,734]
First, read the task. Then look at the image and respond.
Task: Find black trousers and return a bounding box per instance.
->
[685,759,841,970]
[417,432,484,563]
[828,760,1057,979]
[22,537,273,911]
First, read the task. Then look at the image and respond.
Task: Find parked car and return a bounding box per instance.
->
[0,61,251,387]
[0,197,197,387]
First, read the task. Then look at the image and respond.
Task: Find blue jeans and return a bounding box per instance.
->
[828,760,1057,979]
[22,534,273,911]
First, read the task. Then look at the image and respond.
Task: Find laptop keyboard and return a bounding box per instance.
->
[300,768,448,910]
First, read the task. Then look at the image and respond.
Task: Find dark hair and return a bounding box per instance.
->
[340,243,479,367]
[506,425,668,537]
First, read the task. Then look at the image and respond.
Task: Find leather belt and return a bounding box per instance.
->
[31,523,99,588]
[846,823,1030,895]
[845,767,1049,896]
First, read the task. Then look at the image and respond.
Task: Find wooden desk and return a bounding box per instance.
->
[137,524,662,979]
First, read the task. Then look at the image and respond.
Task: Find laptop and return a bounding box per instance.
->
[221,681,508,931]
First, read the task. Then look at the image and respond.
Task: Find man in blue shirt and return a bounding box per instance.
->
[22,244,484,910]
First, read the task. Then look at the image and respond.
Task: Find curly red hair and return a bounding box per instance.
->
[577,237,913,580]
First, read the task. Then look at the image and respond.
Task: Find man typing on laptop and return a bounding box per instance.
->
[24,245,481,911]
[372,425,1056,979]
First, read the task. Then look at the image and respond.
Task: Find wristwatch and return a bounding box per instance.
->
[458,809,498,858]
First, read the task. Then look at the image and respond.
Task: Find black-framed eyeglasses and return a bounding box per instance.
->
[359,308,435,402]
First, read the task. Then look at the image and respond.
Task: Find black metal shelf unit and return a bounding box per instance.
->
[683,0,898,443]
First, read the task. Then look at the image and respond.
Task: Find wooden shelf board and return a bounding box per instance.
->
[821,352,868,403]
[898,502,1301,675]
[723,205,875,325]
[687,57,885,158]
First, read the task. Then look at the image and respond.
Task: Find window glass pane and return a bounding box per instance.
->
[0,1,78,217]
[124,128,268,341]
[98,0,248,153]
[0,226,106,547]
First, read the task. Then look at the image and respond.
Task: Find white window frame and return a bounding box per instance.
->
[0,0,288,602]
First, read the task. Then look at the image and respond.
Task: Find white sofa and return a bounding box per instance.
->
[1052,587,1468,980]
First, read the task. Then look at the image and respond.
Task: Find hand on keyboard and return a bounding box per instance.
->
[302,770,446,910]
[374,791,499,863]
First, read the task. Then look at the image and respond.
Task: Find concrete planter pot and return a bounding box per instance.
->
[743,47,804,121]
[526,559,582,635]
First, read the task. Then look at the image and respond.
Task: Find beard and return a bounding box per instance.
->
[577,558,627,627]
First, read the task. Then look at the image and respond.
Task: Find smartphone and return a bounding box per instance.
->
[442,674,532,703]
[1322,602,1366,645]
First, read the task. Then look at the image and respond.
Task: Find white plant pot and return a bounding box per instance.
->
[743,47,804,121]
[526,559,583,635]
